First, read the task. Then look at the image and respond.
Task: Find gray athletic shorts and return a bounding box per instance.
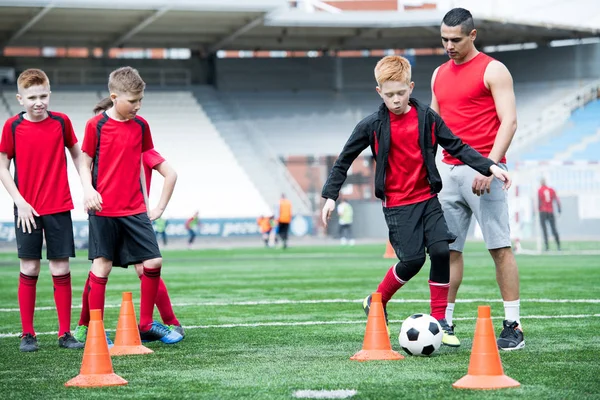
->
[438,163,511,252]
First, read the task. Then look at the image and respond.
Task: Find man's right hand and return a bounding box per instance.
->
[84,187,103,212]
[15,200,39,234]
[321,199,336,227]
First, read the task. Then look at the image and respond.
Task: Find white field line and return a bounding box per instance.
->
[293,389,357,399]
[0,297,598,313]
[1,313,599,338]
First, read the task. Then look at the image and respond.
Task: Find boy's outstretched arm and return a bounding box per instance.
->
[149,160,177,221]
[0,153,38,233]
[434,113,511,194]
[321,120,371,226]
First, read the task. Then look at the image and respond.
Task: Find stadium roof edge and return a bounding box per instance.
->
[0,0,288,12]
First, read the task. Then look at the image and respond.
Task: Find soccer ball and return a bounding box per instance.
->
[398,313,443,356]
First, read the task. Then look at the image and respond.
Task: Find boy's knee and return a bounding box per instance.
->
[429,241,450,263]
[394,257,426,282]
[429,241,450,283]
[48,258,70,275]
[20,258,41,276]
[143,257,162,269]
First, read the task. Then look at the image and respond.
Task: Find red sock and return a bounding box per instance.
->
[52,273,72,336]
[376,265,405,307]
[429,280,449,320]
[137,275,179,326]
[78,272,91,326]
[88,272,108,320]
[156,278,179,326]
[140,267,161,331]
[18,273,38,336]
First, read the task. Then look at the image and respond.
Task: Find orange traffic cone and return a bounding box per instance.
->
[383,241,396,259]
[350,292,403,361]
[110,292,153,356]
[453,305,520,390]
[65,309,128,387]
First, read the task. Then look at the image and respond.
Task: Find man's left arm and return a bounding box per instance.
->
[471,61,517,195]
[486,60,518,163]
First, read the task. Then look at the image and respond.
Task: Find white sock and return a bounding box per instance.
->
[445,303,455,326]
[504,299,521,327]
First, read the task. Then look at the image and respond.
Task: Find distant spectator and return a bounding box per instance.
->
[538,178,561,251]
[257,215,273,248]
[185,211,199,249]
[337,198,355,246]
[278,194,292,249]
[154,217,168,246]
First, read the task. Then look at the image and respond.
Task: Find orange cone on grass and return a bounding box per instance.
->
[453,305,520,390]
[65,309,128,387]
[383,241,396,259]
[350,292,403,361]
[110,292,153,356]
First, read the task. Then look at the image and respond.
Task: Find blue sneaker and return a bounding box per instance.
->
[105,331,114,349]
[140,321,183,344]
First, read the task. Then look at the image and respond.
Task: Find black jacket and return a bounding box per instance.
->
[321,97,495,201]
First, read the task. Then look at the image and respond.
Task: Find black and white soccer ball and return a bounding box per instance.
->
[398,313,443,356]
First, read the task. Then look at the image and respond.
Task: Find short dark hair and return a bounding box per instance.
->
[442,8,475,35]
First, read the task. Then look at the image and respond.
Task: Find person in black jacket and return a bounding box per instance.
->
[321,55,510,346]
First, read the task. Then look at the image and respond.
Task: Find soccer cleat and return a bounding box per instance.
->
[168,324,185,338]
[19,333,39,352]
[72,325,113,348]
[58,332,84,349]
[72,325,88,343]
[362,294,390,335]
[140,321,184,344]
[437,318,461,347]
[497,320,525,351]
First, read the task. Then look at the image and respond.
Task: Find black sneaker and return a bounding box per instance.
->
[497,320,525,351]
[362,294,389,335]
[58,332,84,349]
[19,333,39,352]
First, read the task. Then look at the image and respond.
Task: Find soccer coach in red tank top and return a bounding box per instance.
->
[430,8,524,351]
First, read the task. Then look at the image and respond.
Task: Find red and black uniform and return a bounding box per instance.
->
[538,184,561,250]
[0,110,78,338]
[322,97,496,316]
[82,112,160,266]
[0,111,77,259]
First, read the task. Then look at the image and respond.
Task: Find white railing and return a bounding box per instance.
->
[511,80,600,154]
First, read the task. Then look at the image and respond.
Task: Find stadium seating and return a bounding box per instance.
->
[522,99,600,161]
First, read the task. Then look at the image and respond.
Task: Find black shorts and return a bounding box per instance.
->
[15,211,75,260]
[88,213,161,268]
[383,197,456,262]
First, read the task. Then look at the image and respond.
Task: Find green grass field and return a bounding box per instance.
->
[0,243,599,399]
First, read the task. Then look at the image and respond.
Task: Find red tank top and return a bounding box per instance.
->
[434,52,505,165]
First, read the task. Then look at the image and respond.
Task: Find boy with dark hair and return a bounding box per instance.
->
[0,68,84,351]
[321,55,511,345]
[77,66,182,344]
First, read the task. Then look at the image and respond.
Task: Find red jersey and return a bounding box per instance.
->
[142,149,165,195]
[0,111,77,216]
[384,107,434,207]
[538,185,560,213]
[434,52,505,165]
[82,112,154,217]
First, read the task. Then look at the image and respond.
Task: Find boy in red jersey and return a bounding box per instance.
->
[431,8,523,350]
[321,56,511,343]
[74,97,184,342]
[78,67,181,344]
[0,69,84,351]
[538,178,561,251]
